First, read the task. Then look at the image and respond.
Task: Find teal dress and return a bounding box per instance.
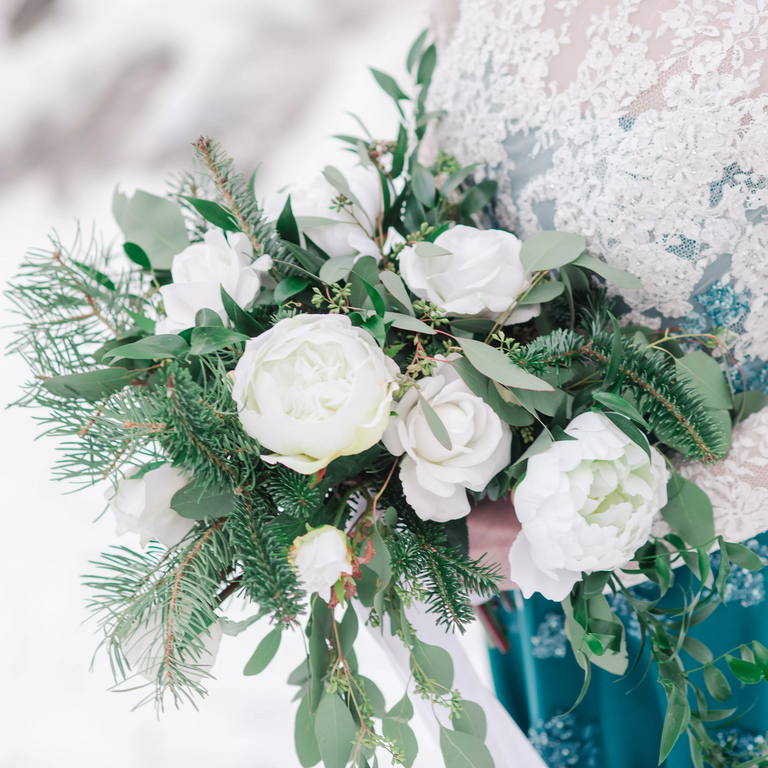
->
[478,129,768,766]
[489,535,768,766]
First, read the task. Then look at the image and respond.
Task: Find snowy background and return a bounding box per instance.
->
[0,1,496,766]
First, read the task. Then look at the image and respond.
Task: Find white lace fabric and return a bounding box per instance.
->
[430,0,768,541]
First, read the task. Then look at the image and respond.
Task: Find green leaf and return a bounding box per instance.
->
[682,637,713,665]
[358,676,386,718]
[716,538,732,603]
[276,195,301,245]
[659,686,691,764]
[572,254,643,290]
[452,700,487,741]
[753,641,768,677]
[314,693,356,768]
[386,694,414,722]
[42,367,136,400]
[439,729,494,768]
[170,482,237,520]
[295,694,322,767]
[410,639,454,692]
[726,655,763,684]
[189,326,249,356]
[370,68,410,102]
[406,30,428,73]
[361,314,387,347]
[308,599,331,713]
[593,391,649,428]
[458,338,554,391]
[604,412,652,460]
[675,351,733,410]
[102,334,189,363]
[517,280,565,304]
[125,308,156,334]
[414,241,451,257]
[195,308,223,327]
[383,312,435,335]
[244,627,281,675]
[182,196,240,232]
[379,271,414,316]
[123,242,151,269]
[322,166,368,224]
[419,395,452,450]
[382,719,418,768]
[441,164,479,197]
[688,732,705,768]
[220,286,264,336]
[70,259,115,290]
[113,188,190,270]
[275,276,309,305]
[411,163,436,208]
[416,44,437,86]
[359,277,386,317]
[513,428,553,467]
[391,124,408,180]
[724,541,766,571]
[733,390,768,423]
[519,231,586,274]
[368,529,393,595]
[602,314,623,392]
[460,180,497,217]
[661,474,715,548]
[338,604,358,658]
[320,254,356,285]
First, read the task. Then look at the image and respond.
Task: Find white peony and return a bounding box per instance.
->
[263,165,383,260]
[157,230,272,333]
[289,525,353,599]
[106,464,195,548]
[508,411,669,602]
[382,355,511,522]
[231,313,399,474]
[398,225,539,324]
[122,610,223,683]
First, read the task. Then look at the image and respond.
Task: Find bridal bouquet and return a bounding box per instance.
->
[9,34,768,768]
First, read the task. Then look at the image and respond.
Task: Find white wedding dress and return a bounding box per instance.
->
[429,0,768,545]
[395,1,768,765]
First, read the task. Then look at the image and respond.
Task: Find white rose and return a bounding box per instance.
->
[231,313,399,474]
[263,165,383,260]
[289,525,353,599]
[398,225,539,324]
[106,464,195,548]
[382,355,512,522]
[157,230,272,333]
[122,610,223,683]
[508,412,669,602]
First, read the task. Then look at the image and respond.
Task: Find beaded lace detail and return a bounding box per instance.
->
[430,0,768,539]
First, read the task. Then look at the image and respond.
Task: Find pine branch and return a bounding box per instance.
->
[509,327,728,462]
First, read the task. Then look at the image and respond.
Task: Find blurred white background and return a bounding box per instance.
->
[0,1,495,766]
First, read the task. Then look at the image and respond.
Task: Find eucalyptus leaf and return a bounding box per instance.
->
[513,429,553,467]
[411,163,436,208]
[661,474,715,548]
[441,164,479,197]
[458,338,554,392]
[42,367,137,400]
[244,628,281,676]
[592,391,649,428]
[452,700,487,741]
[410,639,454,693]
[195,308,223,327]
[572,254,643,290]
[439,728,494,768]
[379,271,415,316]
[734,390,768,423]
[314,693,356,768]
[113,189,190,270]
[103,334,189,363]
[322,166,368,224]
[517,280,565,305]
[414,241,451,257]
[383,312,435,335]
[419,395,452,450]
[320,254,356,285]
[338,604,359,658]
[368,529,393,594]
[170,482,237,520]
[295,694,322,767]
[675,351,733,410]
[382,720,418,768]
[519,231,586,274]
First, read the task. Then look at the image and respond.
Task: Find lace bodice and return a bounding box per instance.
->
[430,0,768,542]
